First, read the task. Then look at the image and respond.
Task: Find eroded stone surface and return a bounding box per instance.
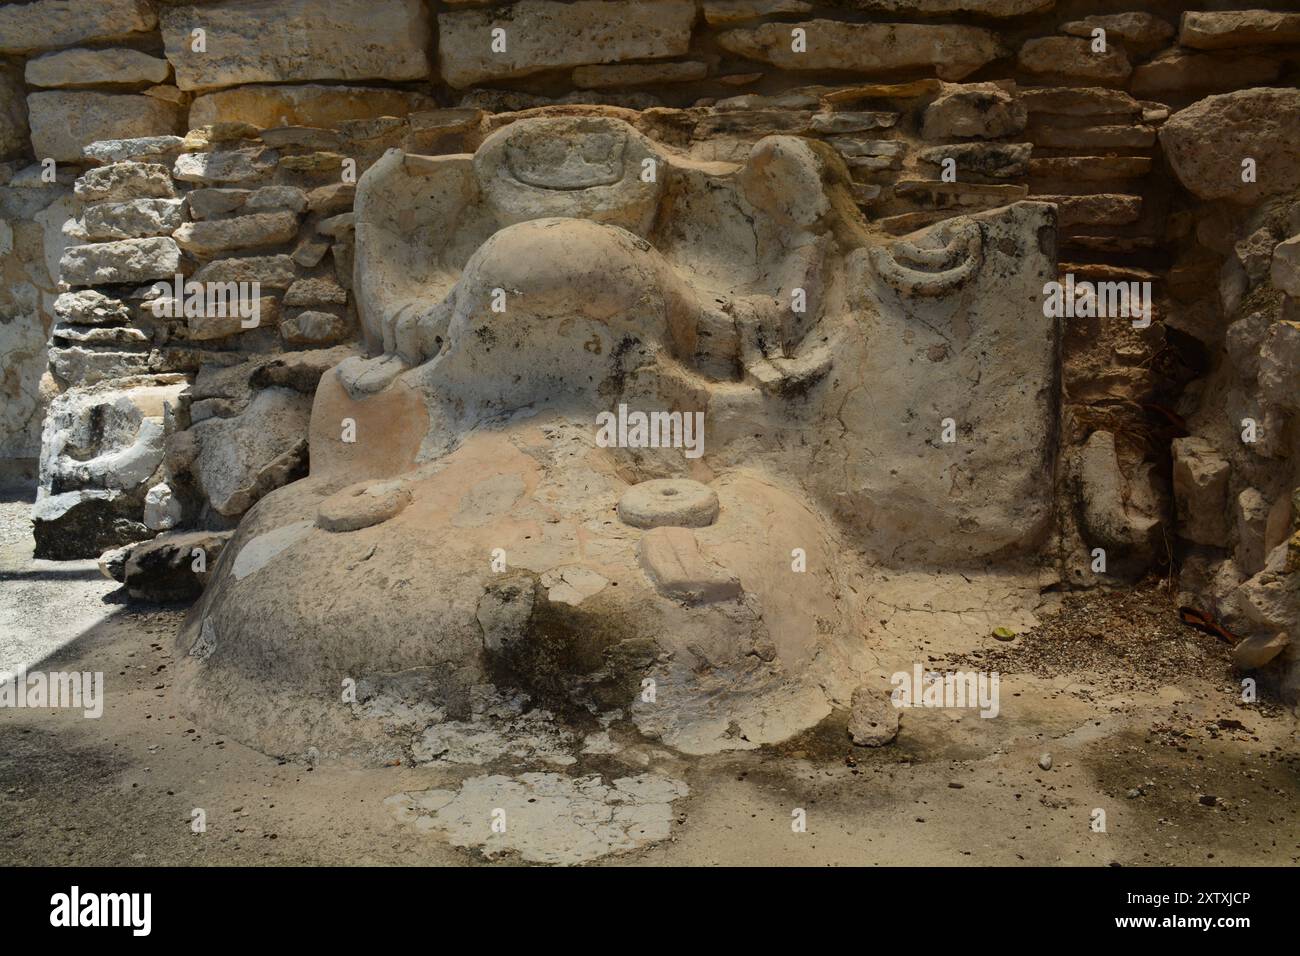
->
[385,772,689,865]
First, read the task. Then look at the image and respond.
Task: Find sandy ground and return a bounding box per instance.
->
[2,480,1297,867]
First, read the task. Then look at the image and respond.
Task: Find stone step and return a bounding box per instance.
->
[1031,193,1142,227]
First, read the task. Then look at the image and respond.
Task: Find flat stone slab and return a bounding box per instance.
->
[638,526,741,604]
[385,772,689,865]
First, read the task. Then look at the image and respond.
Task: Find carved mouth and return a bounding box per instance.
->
[506,133,627,190]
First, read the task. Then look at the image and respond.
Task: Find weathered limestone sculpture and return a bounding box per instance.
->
[176,113,1059,759]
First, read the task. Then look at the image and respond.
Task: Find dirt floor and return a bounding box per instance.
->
[2,481,1297,867]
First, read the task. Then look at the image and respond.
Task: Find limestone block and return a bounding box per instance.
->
[284,277,347,308]
[717,20,1002,81]
[75,162,176,204]
[1257,320,1300,411]
[173,211,300,257]
[52,290,131,327]
[60,237,182,287]
[573,62,708,89]
[918,143,1030,179]
[47,348,153,386]
[1017,86,1143,118]
[192,255,298,289]
[702,1,812,25]
[1075,430,1161,559]
[1172,437,1231,545]
[83,136,187,166]
[186,296,280,341]
[841,202,1060,562]
[192,387,312,517]
[0,0,157,55]
[438,0,698,88]
[280,310,350,346]
[810,111,898,135]
[143,481,182,531]
[31,489,149,560]
[1271,234,1300,297]
[1232,632,1289,670]
[82,198,186,241]
[173,148,278,186]
[1061,14,1173,54]
[1017,37,1131,86]
[1036,194,1141,228]
[245,185,308,215]
[188,85,436,130]
[187,188,253,221]
[0,306,48,457]
[1180,11,1300,50]
[160,0,432,91]
[25,48,171,89]
[123,530,234,601]
[1236,544,1300,637]
[27,92,184,164]
[1160,88,1300,204]
[922,83,1026,140]
[1131,50,1281,97]
[1235,488,1271,576]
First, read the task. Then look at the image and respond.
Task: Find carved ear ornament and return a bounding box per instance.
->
[868,220,985,297]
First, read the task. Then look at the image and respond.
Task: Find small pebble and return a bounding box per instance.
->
[1038,753,1053,771]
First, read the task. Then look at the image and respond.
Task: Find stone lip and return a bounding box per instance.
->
[316,479,412,533]
[617,479,720,529]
